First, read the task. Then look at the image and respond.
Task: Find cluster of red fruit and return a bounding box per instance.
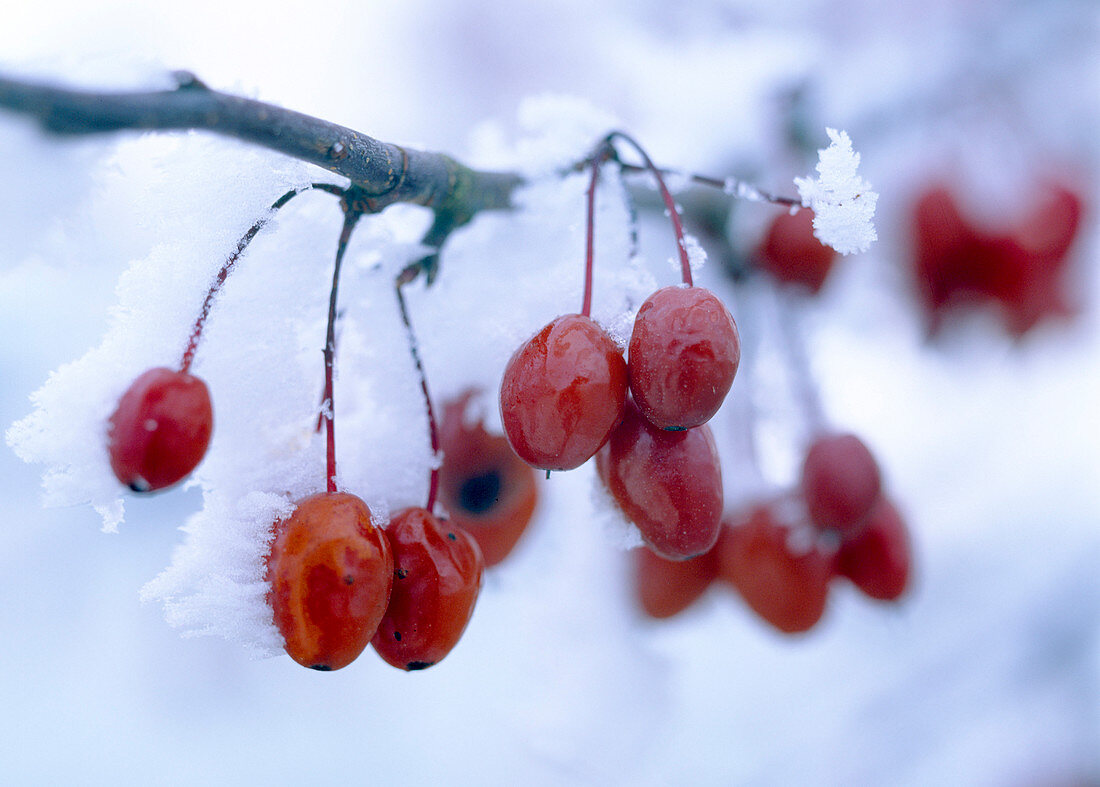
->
[911,182,1084,336]
[500,134,742,563]
[635,433,911,633]
[499,283,740,561]
[103,189,546,672]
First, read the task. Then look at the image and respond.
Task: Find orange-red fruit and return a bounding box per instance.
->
[757,208,837,294]
[372,507,484,671]
[836,497,911,601]
[633,545,718,619]
[596,400,723,560]
[266,492,394,671]
[717,506,834,634]
[801,433,882,537]
[438,391,538,567]
[500,314,628,471]
[628,286,740,430]
[107,367,213,492]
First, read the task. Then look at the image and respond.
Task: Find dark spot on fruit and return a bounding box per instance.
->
[343,574,354,585]
[396,567,408,579]
[663,425,687,432]
[459,470,502,514]
[406,661,434,671]
[393,631,402,641]
[447,532,457,541]
[309,664,333,671]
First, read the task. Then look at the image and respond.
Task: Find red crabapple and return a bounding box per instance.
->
[912,183,1083,336]
[438,391,538,567]
[266,492,394,671]
[756,208,837,294]
[836,497,911,602]
[371,507,484,671]
[627,285,740,430]
[633,545,718,619]
[596,399,723,560]
[500,314,628,471]
[717,506,834,634]
[801,432,882,537]
[107,367,213,492]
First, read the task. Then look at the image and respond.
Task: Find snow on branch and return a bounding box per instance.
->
[794,128,878,255]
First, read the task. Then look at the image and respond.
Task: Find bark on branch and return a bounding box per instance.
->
[0,71,523,224]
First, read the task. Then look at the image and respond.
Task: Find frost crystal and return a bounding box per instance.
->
[793,128,878,255]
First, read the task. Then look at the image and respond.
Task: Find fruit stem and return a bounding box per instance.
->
[323,208,362,493]
[179,182,346,373]
[773,284,826,436]
[605,131,693,287]
[582,142,613,318]
[615,163,801,209]
[395,266,441,514]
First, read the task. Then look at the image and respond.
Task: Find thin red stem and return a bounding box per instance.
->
[582,145,610,318]
[605,131,693,287]
[178,182,346,373]
[395,267,440,513]
[323,209,361,493]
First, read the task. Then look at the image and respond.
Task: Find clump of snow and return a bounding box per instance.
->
[7,96,655,654]
[680,233,708,277]
[794,128,879,255]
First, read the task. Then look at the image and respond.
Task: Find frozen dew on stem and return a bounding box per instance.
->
[794,128,878,255]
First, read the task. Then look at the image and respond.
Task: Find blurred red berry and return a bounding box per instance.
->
[633,544,718,619]
[912,182,1084,336]
[801,433,882,538]
[836,497,911,602]
[438,391,538,567]
[756,208,837,294]
[717,505,834,634]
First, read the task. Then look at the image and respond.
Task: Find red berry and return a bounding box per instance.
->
[596,400,723,560]
[372,507,484,671]
[801,433,881,537]
[836,497,911,601]
[757,208,837,294]
[107,366,213,492]
[266,492,394,671]
[500,314,628,470]
[627,286,740,430]
[633,545,718,619]
[912,183,1083,336]
[438,391,538,567]
[716,506,833,634]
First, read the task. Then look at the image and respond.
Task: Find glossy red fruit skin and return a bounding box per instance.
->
[596,400,723,560]
[266,492,394,671]
[107,367,213,492]
[801,433,882,537]
[836,497,911,601]
[757,208,837,294]
[633,545,718,619]
[500,314,628,470]
[371,507,484,671]
[716,506,834,634]
[438,391,538,567]
[627,286,740,430]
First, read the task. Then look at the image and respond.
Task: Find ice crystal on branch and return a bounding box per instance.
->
[794,128,878,255]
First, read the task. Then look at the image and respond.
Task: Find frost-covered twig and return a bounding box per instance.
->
[0,71,522,224]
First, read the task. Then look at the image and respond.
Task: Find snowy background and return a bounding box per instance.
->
[1,1,1098,784]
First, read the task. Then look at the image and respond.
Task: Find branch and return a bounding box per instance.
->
[0,71,522,224]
